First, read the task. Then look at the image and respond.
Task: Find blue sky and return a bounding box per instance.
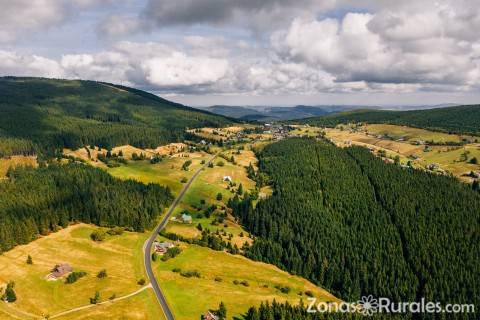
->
[1,0,480,106]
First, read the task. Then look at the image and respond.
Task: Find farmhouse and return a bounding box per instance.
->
[204,311,219,320]
[153,241,175,254]
[46,263,73,280]
[181,213,193,224]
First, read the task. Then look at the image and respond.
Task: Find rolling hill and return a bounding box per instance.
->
[297,105,480,136]
[0,77,233,157]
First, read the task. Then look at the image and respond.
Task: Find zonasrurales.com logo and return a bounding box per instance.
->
[307,296,475,315]
[357,295,379,316]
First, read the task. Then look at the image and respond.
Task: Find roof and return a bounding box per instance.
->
[181,213,192,221]
[51,263,73,277]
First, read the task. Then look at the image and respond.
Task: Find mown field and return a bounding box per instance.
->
[153,241,339,320]
[318,125,480,182]
[107,151,211,194]
[0,224,161,319]
[0,155,37,176]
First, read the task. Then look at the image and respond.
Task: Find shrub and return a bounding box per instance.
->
[1,282,16,302]
[180,270,201,278]
[90,230,106,241]
[137,278,146,285]
[214,277,223,282]
[161,247,182,261]
[180,177,188,183]
[97,269,107,278]
[90,291,100,304]
[26,255,33,265]
[172,268,181,273]
[65,271,87,284]
[106,227,124,236]
[305,290,314,297]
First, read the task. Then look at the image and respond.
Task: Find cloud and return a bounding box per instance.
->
[271,8,480,88]
[141,0,333,31]
[0,0,65,42]
[0,0,118,42]
[0,50,64,78]
[1,0,480,100]
[98,15,144,37]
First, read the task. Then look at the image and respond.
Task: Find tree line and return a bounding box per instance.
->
[0,163,173,253]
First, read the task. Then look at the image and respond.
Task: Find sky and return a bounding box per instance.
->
[1,0,480,106]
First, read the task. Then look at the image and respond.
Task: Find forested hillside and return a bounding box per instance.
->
[0,77,232,157]
[297,105,480,135]
[230,138,479,311]
[243,301,406,319]
[0,163,173,253]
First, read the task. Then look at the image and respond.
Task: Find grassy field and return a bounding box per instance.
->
[419,144,480,180]
[153,241,339,320]
[58,290,165,320]
[0,224,159,319]
[363,124,475,143]
[107,151,211,194]
[321,126,480,181]
[164,148,257,247]
[0,156,37,177]
[188,126,246,141]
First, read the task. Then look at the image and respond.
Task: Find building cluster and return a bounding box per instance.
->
[263,123,289,140]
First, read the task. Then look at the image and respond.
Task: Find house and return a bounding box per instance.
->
[46,263,73,280]
[223,176,232,182]
[204,311,219,320]
[181,213,192,224]
[153,241,175,254]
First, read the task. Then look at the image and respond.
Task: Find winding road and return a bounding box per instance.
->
[143,153,217,320]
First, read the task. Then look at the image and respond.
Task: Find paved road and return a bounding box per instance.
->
[143,154,217,320]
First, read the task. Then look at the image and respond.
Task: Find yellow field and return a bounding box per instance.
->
[188,126,246,141]
[419,144,480,181]
[107,151,211,194]
[0,155,37,177]
[0,224,160,319]
[153,242,339,320]
[321,126,480,182]
[364,124,474,144]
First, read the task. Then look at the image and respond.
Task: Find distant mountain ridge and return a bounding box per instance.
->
[198,105,353,121]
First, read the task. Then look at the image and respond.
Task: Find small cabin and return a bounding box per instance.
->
[46,263,73,280]
[181,213,193,224]
[153,241,175,254]
[204,311,219,320]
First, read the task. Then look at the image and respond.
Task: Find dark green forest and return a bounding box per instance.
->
[0,77,232,157]
[297,105,480,136]
[0,163,173,253]
[242,301,409,320]
[229,138,479,314]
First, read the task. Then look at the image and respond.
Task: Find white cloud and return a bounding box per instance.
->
[141,53,229,87]
[0,50,64,78]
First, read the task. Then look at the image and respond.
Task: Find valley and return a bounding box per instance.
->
[0,78,478,320]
